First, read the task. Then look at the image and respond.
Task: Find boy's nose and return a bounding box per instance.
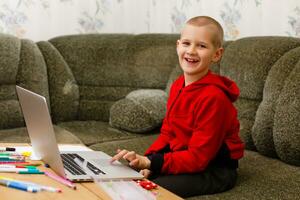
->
[187,45,196,54]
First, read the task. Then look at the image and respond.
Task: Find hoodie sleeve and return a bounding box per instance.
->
[144,117,173,155]
[160,92,234,174]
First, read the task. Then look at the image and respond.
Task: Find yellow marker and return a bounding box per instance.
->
[0,176,13,180]
[22,152,32,157]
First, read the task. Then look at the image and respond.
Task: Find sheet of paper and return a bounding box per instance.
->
[58,144,93,152]
[14,144,92,160]
[95,180,157,200]
[14,146,40,160]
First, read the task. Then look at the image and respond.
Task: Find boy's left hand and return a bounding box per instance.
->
[110,149,151,170]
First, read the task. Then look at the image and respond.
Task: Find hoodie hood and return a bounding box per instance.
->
[181,70,240,102]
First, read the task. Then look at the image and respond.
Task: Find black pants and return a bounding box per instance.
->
[149,166,237,198]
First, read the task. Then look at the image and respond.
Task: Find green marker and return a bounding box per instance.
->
[18,171,45,174]
[24,166,37,169]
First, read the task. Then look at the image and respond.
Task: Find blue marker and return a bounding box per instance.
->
[0,179,38,193]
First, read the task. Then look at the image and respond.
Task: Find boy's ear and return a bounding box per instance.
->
[212,47,224,63]
[176,40,180,55]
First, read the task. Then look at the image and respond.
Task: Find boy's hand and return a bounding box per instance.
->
[139,169,152,179]
[110,149,151,170]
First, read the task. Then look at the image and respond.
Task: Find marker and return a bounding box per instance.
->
[44,171,76,190]
[0,153,11,156]
[0,179,38,193]
[0,152,30,157]
[21,152,32,157]
[0,147,16,152]
[24,166,37,169]
[0,156,25,161]
[0,162,29,165]
[0,176,62,193]
[14,163,41,167]
[22,163,41,167]
[0,165,25,168]
[0,168,41,173]
[38,185,62,193]
[18,171,45,174]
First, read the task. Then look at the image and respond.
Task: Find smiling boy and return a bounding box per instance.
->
[177,16,224,85]
[111,16,244,198]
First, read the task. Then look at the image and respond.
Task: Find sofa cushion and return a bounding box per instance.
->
[252,47,300,158]
[187,150,300,200]
[273,61,300,166]
[221,37,300,100]
[58,121,142,146]
[165,64,182,95]
[110,89,167,133]
[220,37,300,150]
[233,99,260,150]
[48,34,178,122]
[37,41,79,123]
[0,34,50,129]
[89,134,159,156]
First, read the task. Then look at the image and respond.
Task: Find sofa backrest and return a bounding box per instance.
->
[37,34,179,123]
[0,34,49,130]
[221,36,300,166]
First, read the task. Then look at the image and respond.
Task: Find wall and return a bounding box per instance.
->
[0,0,300,41]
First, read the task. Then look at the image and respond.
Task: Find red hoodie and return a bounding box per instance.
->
[145,71,245,174]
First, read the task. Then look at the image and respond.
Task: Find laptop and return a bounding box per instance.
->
[16,85,143,182]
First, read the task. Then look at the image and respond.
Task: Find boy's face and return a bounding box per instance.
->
[177,24,223,82]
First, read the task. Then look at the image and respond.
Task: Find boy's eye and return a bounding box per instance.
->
[198,44,207,48]
[181,41,190,46]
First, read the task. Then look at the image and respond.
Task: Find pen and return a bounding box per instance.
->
[0,147,16,152]
[0,179,38,193]
[44,171,76,190]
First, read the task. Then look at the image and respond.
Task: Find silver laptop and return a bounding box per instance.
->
[16,86,143,182]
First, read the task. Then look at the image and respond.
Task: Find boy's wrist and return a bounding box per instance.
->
[146,153,164,174]
[144,156,151,169]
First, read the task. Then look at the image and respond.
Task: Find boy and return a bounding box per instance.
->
[111,16,245,198]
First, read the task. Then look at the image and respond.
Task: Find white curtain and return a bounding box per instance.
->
[0,0,300,41]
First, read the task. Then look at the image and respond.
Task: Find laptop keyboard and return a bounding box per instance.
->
[61,153,106,175]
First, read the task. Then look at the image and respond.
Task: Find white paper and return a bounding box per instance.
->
[14,144,92,160]
[95,180,157,200]
[58,144,93,152]
[14,146,40,160]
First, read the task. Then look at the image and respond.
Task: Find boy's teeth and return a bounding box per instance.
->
[186,58,198,62]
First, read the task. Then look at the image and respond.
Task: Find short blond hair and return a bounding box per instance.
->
[186,16,224,48]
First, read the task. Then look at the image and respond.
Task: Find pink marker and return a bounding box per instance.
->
[44,171,76,190]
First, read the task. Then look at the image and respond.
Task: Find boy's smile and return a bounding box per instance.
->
[177,24,223,86]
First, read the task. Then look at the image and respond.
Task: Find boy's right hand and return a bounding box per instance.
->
[110,149,151,170]
[139,169,152,179]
